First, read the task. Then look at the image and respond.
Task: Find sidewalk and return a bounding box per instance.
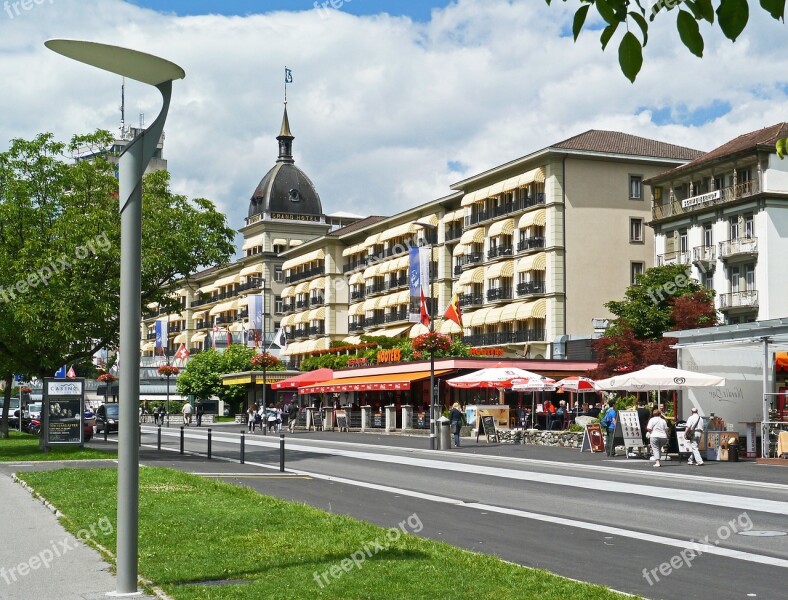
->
[0,472,155,600]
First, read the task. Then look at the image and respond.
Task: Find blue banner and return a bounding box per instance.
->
[155,319,167,348]
[409,246,421,299]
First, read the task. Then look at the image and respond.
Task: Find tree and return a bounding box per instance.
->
[0,131,236,437]
[176,345,262,408]
[546,0,785,84]
[591,265,718,377]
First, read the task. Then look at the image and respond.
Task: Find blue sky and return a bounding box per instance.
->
[126,0,454,21]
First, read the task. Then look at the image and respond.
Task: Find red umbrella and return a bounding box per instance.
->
[555,376,597,393]
[446,367,543,389]
[272,368,334,390]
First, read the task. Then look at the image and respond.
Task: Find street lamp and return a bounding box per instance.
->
[46,39,184,596]
[415,221,438,450]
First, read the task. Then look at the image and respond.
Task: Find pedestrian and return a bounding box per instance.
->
[288,401,298,433]
[195,401,204,427]
[158,405,166,426]
[247,405,256,432]
[600,399,617,457]
[449,402,464,448]
[182,400,193,426]
[646,408,669,468]
[684,407,705,466]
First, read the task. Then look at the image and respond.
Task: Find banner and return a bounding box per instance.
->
[155,318,168,348]
[409,247,431,301]
[248,294,264,339]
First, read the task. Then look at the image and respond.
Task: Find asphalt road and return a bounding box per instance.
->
[79,426,788,599]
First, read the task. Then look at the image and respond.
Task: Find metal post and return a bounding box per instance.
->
[179,425,184,454]
[104,419,108,442]
[763,337,770,458]
[280,433,285,472]
[207,428,212,460]
[240,432,245,464]
[166,374,170,428]
[428,233,436,451]
[157,425,161,451]
[138,425,141,448]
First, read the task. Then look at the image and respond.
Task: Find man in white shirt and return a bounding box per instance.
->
[182,401,193,426]
[685,407,704,466]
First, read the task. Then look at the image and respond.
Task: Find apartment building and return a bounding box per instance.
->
[647,123,788,325]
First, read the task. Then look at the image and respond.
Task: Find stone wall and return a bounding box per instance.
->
[494,428,583,448]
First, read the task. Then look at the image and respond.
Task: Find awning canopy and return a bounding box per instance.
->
[272,238,288,246]
[517,253,547,272]
[519,208,547,229]
[298,369,454,394]
[308,307,327,321]
[460,227,485,245]
[190,332,207,343]
[458,266,484,286]
[368,324,411,338]
[452,243,468,257]
[173,332,188,344]
[440,319,463,334]
[242,234,264,250]
[468,307,491,327]
[240,263,264,276]
[380,222,418,242]
[282,249,325,271]
[215,273,240,287]
[191,310,207,320]
[281,286,295,298]
[272,368,334,390]
[342,243,364,257]
[309,277,326,291]
[295,281,310,294]
[488,219,514,237]
[280,314,296,327]
[486,260,514,279]
[363,264,380,278]
[500,299,547,321]
[290,239,303,247]
[349,302,365,316]
[363,233,381,248]
[442,210,464,223]
[141,341,155,351]
[409,323,429,338]
[349,272,365,285]
[209,300,238,315]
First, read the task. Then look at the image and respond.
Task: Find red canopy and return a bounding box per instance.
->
[271,368,334,390]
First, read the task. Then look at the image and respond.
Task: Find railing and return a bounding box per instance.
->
[465,194,545,227]
[652,178,761,220]
[384,311,408,323]
[692,245,716,263]
[460,252,483,267]
[719,290,758,310]
[294,328,308,338]
[487,245,514,259]
[516,281,545,296]
[365,284,386,296]
[296,300,309,310]
[285,266,325,284]
[349,322,364,332]
[282,303,293,313]
[308,326,326,336]
[462,329,545,346]
[310,295,325,305]
[656,251,691,266]
[237,279,261,292]
[486,288,512,301]
[445,227,462,242]
[351,290,364,300]
[384,277,407,291]
[364,317,384,328]
[719,237,758,259]
[453,264,463,276]
[518,237,544,252]
[459,294,484,308]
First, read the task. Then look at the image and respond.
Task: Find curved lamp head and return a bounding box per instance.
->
[45,39,185,85]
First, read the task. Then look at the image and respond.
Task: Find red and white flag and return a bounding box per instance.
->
[419,289,431,328]
[174,343,189,361]
[66,365,76,379]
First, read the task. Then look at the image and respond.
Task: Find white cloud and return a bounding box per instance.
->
[1,0,787,236]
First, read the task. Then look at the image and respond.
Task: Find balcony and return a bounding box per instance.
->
[652,179,761,221]
[516,281,545,296]
[285,266,325,284]
[364,317,384,328]
[465,194,545,227]
[719,290,758,311]
[453,264,464,276]
[517,237,544,252]
[460,252,483,268]
[486,288,512,302]
[692,245,716,267]
[462,329,545,347]
[365,284,386,296]
[308,325,326,337]
[459,294,483,308]
[310,295,325,305]
[656,251,691,266]
[351,290,365,301]
[487,245,514,259]
[445,227,462,242]
[349,322,364,332]
[719,237,758,260]
[384,310,408,323]
[294,327,308,339]
[282,302,294,313]
[296,299,310,310]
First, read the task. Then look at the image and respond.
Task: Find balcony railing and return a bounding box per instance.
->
[487,245,514,259]
[365,284,386,296]
[692,245,716,264]
[719,290,758,311]
[351,290,364,300]
[310,295,325,305]
[285,266,325,284]
[516,281,545,296]
[459,252,483,268]
[656,251,691,266]
[719,237,758,259]
[486,288,512,301]
[652,179,761,221]
[384,310,408,323]
[517,237,544,252]
[349,322,364,332]
[282,303,294,313]
[462,329,545,346]
[445,227,462,242]
[308,325,326,336]
[459,294,484,308]
[296,300,309,310]
[465,194,545,227]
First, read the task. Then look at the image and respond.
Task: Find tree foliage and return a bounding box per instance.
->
[176,345,258,406]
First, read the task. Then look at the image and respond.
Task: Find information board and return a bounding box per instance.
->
[372,412,383,428]
[414,411,428,429]
[336,410,348,432]
[580,423,606,453]
[616,410,645,453]
[43,379,84,446]
[476,414,499,443]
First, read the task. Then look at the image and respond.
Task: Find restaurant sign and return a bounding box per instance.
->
[470,347,505,357]
[377,349,402,363]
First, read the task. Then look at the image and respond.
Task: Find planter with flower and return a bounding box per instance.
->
[157,365,180,377]
[250,352,283,370]
[411,332,453,355]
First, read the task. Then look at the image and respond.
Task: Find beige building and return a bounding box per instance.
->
[647,123,788,325]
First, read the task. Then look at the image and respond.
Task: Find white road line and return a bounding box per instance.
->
[144,429,788,515]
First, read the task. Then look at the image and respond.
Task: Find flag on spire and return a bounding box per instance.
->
[285,67,293,83]
[443,293,463,328]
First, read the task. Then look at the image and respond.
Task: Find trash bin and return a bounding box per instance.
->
[726,437,740,462]
[438,416,451,450]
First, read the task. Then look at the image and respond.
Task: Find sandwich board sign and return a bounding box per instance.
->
[580,423,605,452]
[43,378,85,449]
[616,410,645,457]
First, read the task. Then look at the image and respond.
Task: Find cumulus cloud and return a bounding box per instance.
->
[1,0,786,237]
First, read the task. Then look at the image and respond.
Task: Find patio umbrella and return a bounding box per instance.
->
[595,364,725,391]
[446,367,543,389]
[555,376,598,417]
[272,368,334,390]
[511,377,557,429]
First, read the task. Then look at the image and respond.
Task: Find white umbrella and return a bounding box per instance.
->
[511,376,557,429]
[446,367,544,389]
[595,364,725,391]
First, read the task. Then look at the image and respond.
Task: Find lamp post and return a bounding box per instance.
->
[46,39,184,596]
[415,222,438,450]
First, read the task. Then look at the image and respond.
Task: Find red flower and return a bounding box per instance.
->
[250,352,281,369]
[97,373,118,383]
[411,332,452,353]
[157,365,180,377]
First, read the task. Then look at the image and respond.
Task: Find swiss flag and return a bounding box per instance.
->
[419,289,431,328]
[174,343,189,361]
[66,366,76,379]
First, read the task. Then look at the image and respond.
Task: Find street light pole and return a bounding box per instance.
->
[46,40,184,596]
[416,222,438,450]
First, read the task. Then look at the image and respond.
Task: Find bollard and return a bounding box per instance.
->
[179,426,184,455]
[240,432,245,464]
[280,433,285,472]
[138,425,141,448]
[207,428,212,460]
[157,426,161,451]
[104,422,108,442]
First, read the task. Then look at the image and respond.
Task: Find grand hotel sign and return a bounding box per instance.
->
[271,212,321,222]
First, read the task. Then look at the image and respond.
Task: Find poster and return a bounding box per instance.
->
[44,379,84,446]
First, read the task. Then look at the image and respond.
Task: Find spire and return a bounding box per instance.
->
[277,103,294,164]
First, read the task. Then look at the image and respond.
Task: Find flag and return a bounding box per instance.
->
[419,289,431,328]
[285,67,293,83]
[247,294,264,347]
[174,344,189,361]
[443,293,463,328]
[66,365,76,379]
[155,318,168,348]
[227,329,233,347]
[273,325,288,351]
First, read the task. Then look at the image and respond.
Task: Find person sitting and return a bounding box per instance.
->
[550,400,566,430]
[587,403,602,419]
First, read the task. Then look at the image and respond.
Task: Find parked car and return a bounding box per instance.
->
[27,402,42,420]
[0,397,21,419]
[95,404,119,434]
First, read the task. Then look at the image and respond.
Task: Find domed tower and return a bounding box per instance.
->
[247,105,323,221]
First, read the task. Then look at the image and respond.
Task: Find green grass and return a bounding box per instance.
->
[18,467,636,600]
[0,430,116,461]
[213,416,237,423]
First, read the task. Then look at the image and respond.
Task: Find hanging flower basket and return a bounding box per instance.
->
[157,365,180,377]
[97,373,118,383]
[20,386,32,393]
[250,352,281,369]
[411,332,452,353]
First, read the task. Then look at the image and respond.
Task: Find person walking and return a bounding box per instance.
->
[247,405,257,433]
[182,400,193,426]
[195,401,204,427]
[287,401,298,433]
[449,402,464,448]
[646,408,670,468]
[601,399,617,457]
[158,405,166,426]
[684,407,705,466]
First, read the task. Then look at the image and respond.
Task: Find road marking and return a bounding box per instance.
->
[196,474,311,479]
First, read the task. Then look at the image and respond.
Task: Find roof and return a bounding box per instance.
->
[551,130,703,161]
[326,215,388,237]
[653,122,788,179]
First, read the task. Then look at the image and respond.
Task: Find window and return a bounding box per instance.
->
[275,298,283,314]
[630,262,645,285]
[744,214,754,239]
[703,223,713,247]
[702,271,714,290]
[679,230,688,254]
[629,218,644,243]
[729,216,740,241]
[629,175,642,199]
[737,168,751,183]
[730,266,740,294]
[745,265,755,291]
[274,266,283,283]
[653,186,663,201]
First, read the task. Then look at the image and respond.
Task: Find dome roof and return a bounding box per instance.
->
[248,106,323,219]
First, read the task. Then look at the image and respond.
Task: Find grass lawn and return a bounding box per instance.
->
[213,416,236,423]
[0,430,116,461]
[19,467,637,600]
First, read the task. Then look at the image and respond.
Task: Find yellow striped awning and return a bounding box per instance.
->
[240,263,264,276]
[349,302,365,316]
[141,341,156,352]
[380,223,418,242]
[191,310,206,320]
[272,238,288,246]
[215,273,240,287]
[344,335,362,345]
[313,337,331,351]
[486,260,514,279]
[281,286,295,298]
[409,323,430,338]
[488,219,514,237]
[282,249,326,271]
[173,332,188,344]
[295,281,310,294]
[458,266,484,286]
[452,243,468,257]
[363,297,381,312]
[485,306,504,325]
[363,233,381,248]
[363,264,380,278]
[442,210,463,223]
[501,167,546,193]
[349,272,365,285]
[516,253,547,272]
[468,307,491,327]
[280,314,295,327]
[440,319,463,334]
[461,188,489,207]
[190,332,207,343]
[197,283,216,294]
[290,239,303,247]
[229,323,245,332]
[209,300,237,315]
[342,243,364,257]
[242,234,264,250]
[519,209,547,229]
[459,228,485,245]
[503,299,548,322]
[308,307,327,321]
[309,277,326,291]
[417,214,439,227]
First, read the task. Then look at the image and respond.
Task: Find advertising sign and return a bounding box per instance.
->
[43,378,84,446]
